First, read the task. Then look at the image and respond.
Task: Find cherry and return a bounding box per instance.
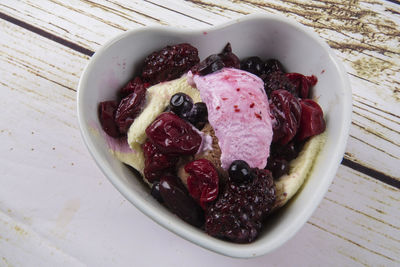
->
[297,99,326,141]
[145,112,202,155]
[285,73,318,99]
[98,101,121,138]
[185,159,219,209]
[159,175,204,227]
[142,140,179,183]
[115,85,147,134]
[119,76,150,99]
[269,90,302,145]
[151,182,163,203]
[219,43,240,69]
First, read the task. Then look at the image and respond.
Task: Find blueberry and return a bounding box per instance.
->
[170,93,193,115]
[186,102,208,129]
[191,54,225,76]
[228,160,254,184]
[240,57,265,77]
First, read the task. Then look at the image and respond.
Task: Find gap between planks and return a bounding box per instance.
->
[0,12,94,57]
[1,11,399,190]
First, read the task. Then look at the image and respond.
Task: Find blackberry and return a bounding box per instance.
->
[141,43,200,84]
[264,71,297,97]
[264,59,284,75]
[240,56,265,77]
[205,169,276,243]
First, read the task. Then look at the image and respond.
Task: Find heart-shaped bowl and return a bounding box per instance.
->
[77,13,352,258]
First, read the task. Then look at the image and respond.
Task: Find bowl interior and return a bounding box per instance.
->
[77,14,351,258]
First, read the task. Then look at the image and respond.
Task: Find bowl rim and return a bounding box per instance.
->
[77,13,352,258]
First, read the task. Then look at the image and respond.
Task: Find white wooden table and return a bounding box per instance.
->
[1,1,399,266]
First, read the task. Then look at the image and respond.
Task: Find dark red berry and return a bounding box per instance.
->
[145,112,202,155]
[159,175,205,227]
[228,160,253,184]
[240,56,264,77]
[270,141,300,161]
[185,159,219,210]
[219,43,240,69]
[266,157,290,179]
[115,85,147,134]
[119,76,150,99]
[264,59,284,74]
[285,73,318,99]
[142,140,179,183]
[141,43,199,84]
[270,90,302,145]
[264,71,298,97]
[191,54,225,76]
[205,169,276,243]
[151,182,164,203]
[297,99,326,141]
[191,43,240,76]
[98,101,121,138]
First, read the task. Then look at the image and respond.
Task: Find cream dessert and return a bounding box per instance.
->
[188,68,273,170]
[98,43,326,243]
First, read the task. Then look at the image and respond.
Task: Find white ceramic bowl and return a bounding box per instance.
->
[77,14,352,258]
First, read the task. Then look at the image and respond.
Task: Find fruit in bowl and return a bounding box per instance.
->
[77,14,351,257]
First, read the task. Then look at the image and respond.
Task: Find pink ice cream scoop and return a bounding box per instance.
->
[189,68,273,170]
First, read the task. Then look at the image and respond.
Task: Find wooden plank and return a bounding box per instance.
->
[1,0,399,181]
[1,19,399,265]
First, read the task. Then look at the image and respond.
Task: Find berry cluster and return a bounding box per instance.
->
[97,42,327,243]
[98,43,200,137]
[169,93,208,130]
[142,105,215,226]
[190,43,240,76]
[205,161,276,243]
[239,56,325,179]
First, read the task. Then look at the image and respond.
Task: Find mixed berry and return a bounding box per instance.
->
[98,42,326,243]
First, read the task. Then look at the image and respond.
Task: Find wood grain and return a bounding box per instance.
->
[1,0,399,182]
[0,10,399,266]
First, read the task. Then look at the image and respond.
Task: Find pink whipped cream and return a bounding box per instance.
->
[189,68,273,169]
